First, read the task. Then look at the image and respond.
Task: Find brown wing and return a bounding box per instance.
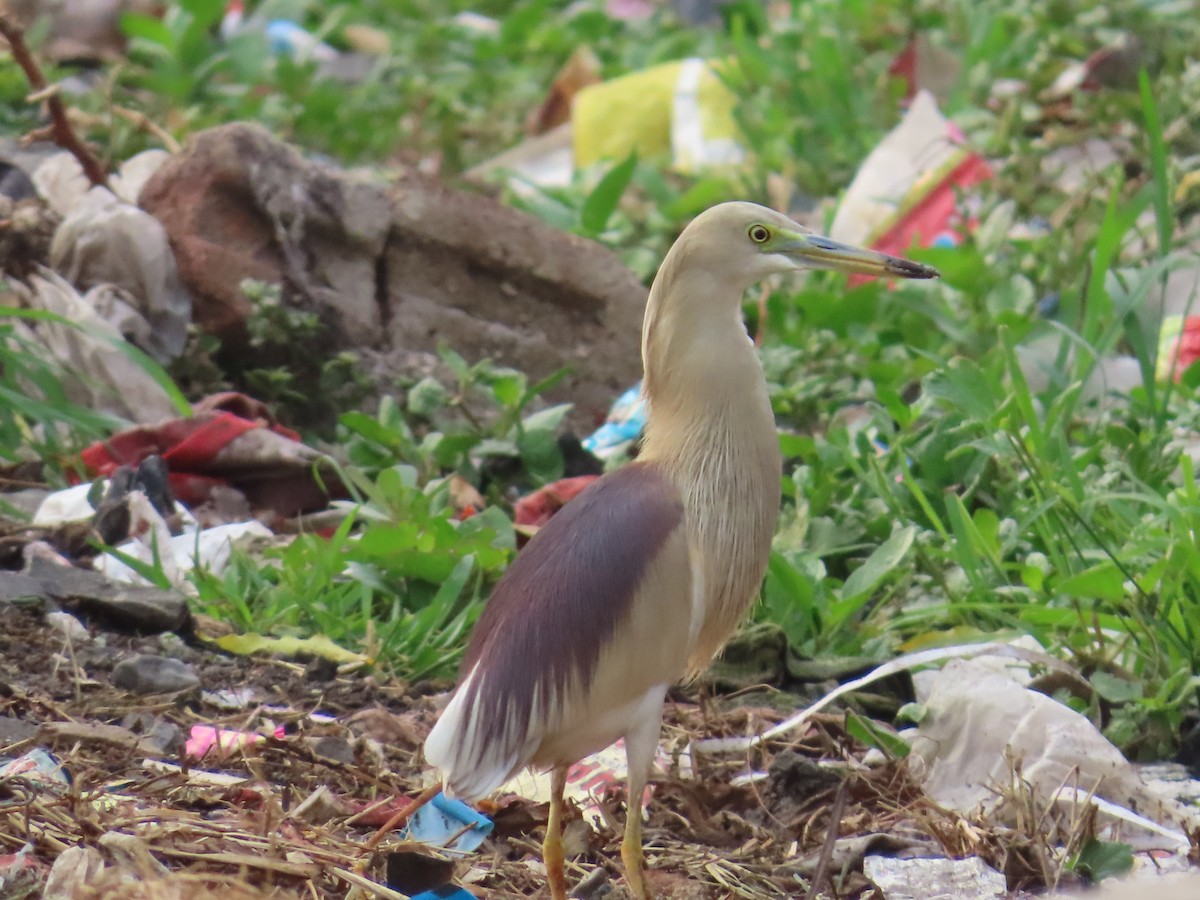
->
[424,461,693,798]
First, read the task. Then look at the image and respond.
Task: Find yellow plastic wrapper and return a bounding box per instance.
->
[572,58,743,173]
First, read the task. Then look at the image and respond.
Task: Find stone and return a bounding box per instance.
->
[384,169,646,427]
[120,711,184,755]
[11,558,191,634]
[291,785,349,825]
[139,123,648,429]
[0,573,49,607]
[138,122,391,344]
[308,735,355,766]
[864,856,1006,900]
[0,714,38,746]
[45,611,89,642]
[111,654,199,695]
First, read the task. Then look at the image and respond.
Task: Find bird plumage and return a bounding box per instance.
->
[423,201,938,898]
[426,203,786,801]
[423,462,694,798]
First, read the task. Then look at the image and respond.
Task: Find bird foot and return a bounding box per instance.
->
[623,872,655,900]
[620,837,654,899]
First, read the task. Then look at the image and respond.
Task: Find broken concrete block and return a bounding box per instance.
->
[139,122,390,344]
[139,122,648,428]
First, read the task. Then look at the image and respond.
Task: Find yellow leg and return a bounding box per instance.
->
[544,766,568,900]
[621,709,661,900]
[620,793,651,900]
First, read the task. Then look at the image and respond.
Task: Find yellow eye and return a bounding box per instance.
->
[748,224,770,243]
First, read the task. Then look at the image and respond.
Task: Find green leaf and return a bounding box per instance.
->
[842,526,915,601]
[1070,839,1134,884]
[1056,563,1125,601]
[923,357,998,422]
[120,13,174,46]
[663,176,731,220]
[521,403,572,433]
[490,372,525,409]
[518,427,563,484]
[427,554,475,613]
[1090,671,1143,704]
[475,437,519,458]
[407,377,449,418]
[580,151,637,235]
[341,411,404,447]
[845,711,910,759]
[896,702,927,725]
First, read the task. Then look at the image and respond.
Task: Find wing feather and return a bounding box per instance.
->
[424,462,691,798]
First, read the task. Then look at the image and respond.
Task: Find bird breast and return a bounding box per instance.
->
[641,363,782,673]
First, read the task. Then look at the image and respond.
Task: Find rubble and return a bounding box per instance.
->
[139,123,647,427]
[111,654,201,695]
[1,556,191,633]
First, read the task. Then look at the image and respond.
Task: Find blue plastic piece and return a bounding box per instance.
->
[582,382,647,458]
[264,20,336,59]
[411,887,475,900]
[402,791,494,853]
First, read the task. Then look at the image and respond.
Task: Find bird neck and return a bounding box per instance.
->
[639,261,776,460]
[638,267,782,670]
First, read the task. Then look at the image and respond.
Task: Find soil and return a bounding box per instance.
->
[0,599,932,898]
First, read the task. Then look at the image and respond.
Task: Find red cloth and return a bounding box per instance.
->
[513,475,599,529]
[76,393,336,516]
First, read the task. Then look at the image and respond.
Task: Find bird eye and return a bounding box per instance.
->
[748,225,770,243]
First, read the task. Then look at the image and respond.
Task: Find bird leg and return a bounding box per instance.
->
[620,711,662,900]
[620,791,650,900]
[544,765,569,900]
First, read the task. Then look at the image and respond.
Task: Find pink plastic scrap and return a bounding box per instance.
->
[186,723,285,761]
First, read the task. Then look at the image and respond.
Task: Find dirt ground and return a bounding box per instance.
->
[1,601,1190,899]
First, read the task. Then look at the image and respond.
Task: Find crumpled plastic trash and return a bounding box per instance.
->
[33,149,169,215]
[475,54,745,191]
[402,791,494,853]
[512,475,599,532]
[1045,33,1143,98]
[574,57,743,173]
[95,516,273,587]
[581,382,646,459]
[4,268,179,424]
[1155,315,1200,382]
[526,46,602,136]
[908,657,1195,848]
[502,738,679,822]
[32,472,272,587]
[0,748,71,789]
[829,90,991,269]
[220,1,338,62]
[888,34,962,105]
[50,184,191,362]
[185,723,285,761]
[0,843,49,894]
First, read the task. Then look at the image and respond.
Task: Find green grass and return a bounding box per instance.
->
[6,0,1200,750]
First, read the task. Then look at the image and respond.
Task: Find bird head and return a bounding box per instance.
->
[641,202,939,398]
[679,201,939,290]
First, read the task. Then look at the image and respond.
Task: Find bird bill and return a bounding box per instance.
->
[779,232,940,280]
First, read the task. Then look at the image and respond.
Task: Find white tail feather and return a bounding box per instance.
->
[424,665,529,800]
